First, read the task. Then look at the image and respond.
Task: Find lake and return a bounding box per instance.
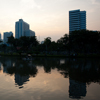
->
[0,56,100,100]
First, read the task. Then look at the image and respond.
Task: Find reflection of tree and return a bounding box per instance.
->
[1,57,100,87]
[31,57,100,99]
[0,57,38,88]
[7,65,38,77]
[1,57,100,84]
[31,58,100,85]
[67,59,100,84]
[7,60,38,88]
[33,57,61,73]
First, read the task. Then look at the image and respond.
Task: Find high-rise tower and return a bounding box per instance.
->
[15,19,29,39]
[69,9,86,33]
[15,19,35,39]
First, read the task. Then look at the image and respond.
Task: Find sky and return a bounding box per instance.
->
[0,0,100,41]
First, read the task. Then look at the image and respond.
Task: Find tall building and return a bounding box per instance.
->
[3,31,13,44]
[0,33,3,45]
[0,33,1,40]
[15,19,35,39]
[69,9,86,33]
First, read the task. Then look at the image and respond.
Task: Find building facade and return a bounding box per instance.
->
[15,19,35,39]
[0,33,1,40]
[24,30,35,37]
[0,33,3,45]
[3,31,13,44]
[69,9,86,33]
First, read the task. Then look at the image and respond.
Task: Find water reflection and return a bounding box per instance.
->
[0,57,38,88]
[69,79,86,99]
[1,57,100,85]
[15,74,29,88]
[0,57,100,99]
[68,59,100,84]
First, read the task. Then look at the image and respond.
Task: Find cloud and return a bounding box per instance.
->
[20,0,41,9]
[13,0,41,18]
[91,0,100,5]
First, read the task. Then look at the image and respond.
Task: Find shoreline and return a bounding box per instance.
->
[1,53,100,58]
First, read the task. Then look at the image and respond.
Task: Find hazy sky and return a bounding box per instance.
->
[0,0,100,41]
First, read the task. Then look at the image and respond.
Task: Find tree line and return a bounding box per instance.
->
[0,30,100,55]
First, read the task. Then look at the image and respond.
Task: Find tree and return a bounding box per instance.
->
[0,40,2,44]
[69,30,100,54]
[7,35,15,46]
[44,37,51,51]
[30,36,39,47]
[44,37,51,45]
[2,44,7,53]
[57,34,69,51]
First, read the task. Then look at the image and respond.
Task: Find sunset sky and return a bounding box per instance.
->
[0,0,100,41]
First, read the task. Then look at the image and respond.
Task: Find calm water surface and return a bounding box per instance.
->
[0,57,100,100]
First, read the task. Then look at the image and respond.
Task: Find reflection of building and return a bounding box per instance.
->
[15,74,29,86]
[15,19,35,39]
[3,59,13,73]
[69,78,86,99]
[69,9,86,33]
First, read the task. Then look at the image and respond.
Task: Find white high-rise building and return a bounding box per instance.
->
[69,9,86,33]
[15,19,35,39]
[3,32,13,44]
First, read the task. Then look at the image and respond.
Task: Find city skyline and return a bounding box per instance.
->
[0,0,100,41]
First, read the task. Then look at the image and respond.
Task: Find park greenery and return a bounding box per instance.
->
[0,30,100,56]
